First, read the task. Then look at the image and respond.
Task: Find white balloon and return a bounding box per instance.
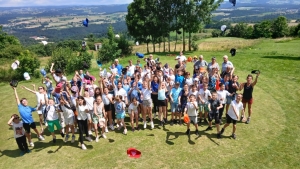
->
[11,60,20,70]
[221,25,227,31]
[23,72,30,80]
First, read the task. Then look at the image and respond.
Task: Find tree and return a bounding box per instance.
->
[228,23,253,39]
[98,26,121,63]
[252,20,272,38]
[115,34,133,56]
[16,50,41,79]
[271,16,288,38]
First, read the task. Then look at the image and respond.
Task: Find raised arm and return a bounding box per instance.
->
[22,86,36,94]
[252,73,260,87]
[50,62,55,73]
[13,87,20,105]
[7,116,14,126]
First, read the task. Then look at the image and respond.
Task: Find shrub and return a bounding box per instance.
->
[15,50,40,80]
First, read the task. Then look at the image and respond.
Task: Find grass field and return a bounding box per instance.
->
[0,38,299,168]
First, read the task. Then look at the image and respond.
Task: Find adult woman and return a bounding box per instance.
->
[207,57,220,75]
[239,73,260,124]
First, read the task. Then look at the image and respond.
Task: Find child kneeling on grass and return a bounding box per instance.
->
[7,114,30,156]
[41,95,65,143]
[220,93,244,139]
[184,94,199,136]
[114,95,127,135]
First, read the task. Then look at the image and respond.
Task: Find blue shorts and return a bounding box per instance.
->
[171,102,178,113]
[226,95,235,104]
[116,112,125,119]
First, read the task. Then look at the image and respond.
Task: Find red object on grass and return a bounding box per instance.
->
[127,148,141,158]
[183,114,190,123]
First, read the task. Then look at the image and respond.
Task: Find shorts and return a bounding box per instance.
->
[171,102,179,113]
[104,104,112,112]
[37,104,46,115]
[23,122,36,133]
[142,99,152,107]
[199,103,209,112]
[47,119,62,133]
[86,110,93,121]
[242,98,253,104]
[226,114,237,125]
[116,112,125,119]
[226,95,235,104]
[188,116,198,124]
[128,109,138,114]
[208,111,220,124]
[158,100,166,107]
[63,116,74,126]
[92,115,99,124]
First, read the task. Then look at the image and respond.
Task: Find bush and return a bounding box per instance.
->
[15,50,40,80]
[191,41,199,51]
[66,51,93,73]
[116,34,133,55]
[212,29,221,37]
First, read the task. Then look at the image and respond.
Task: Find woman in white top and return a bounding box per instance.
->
[76,96,92,150]
[100,86,114,131]
[83,89,95,135]
[93,96,107,142]
[141,80,153,129]
[157,79,168,126]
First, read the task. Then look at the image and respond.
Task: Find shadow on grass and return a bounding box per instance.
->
[261,55,300,61]
[0,149,21,158]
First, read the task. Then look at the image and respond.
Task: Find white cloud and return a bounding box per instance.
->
[0,0,133,7]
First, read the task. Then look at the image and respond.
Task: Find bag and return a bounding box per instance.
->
[43,106,51,119]
[183,114,190,123]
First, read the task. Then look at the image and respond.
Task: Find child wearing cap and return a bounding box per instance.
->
[184,94,199,136]
[7,114,30,156]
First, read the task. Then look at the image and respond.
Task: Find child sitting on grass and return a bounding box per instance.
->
[7,114,30,156]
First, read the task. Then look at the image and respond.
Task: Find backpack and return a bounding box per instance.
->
[43,105,52,119]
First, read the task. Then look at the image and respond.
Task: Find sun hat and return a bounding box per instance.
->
[127,148,141,158]
[11,60,20,70]
[40,69,47,77]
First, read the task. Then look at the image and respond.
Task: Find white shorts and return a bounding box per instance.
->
[37,105,46,115]
[63,116,74,126]
[128,109,138,114]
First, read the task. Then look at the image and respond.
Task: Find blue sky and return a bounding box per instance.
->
[0,0,133,7]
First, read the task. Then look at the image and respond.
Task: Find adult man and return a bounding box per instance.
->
[194,55,208,74]
[144,54,156,68]
[113,59,123,75]
[175,51,187,63]
[12,87,45,147]
[221,55,234,72]
[128,60,135,78]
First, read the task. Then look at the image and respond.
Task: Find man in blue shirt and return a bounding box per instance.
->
[169,82,182,125]
[12,87,45,147]
[114,59,123,75]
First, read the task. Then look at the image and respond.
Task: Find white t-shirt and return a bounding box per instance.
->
[198,89,211,103]
[185,78,193,86]
[114,87,127,101]
[53,74,67,83]
[128,65,135,76]
[102,94,113,105]
[111,68,118,74]
[222,61,234,72]
[217,90,230,104]
[12,121,25,138]
[227,100,244,120]
[36,92,46,106]
[46,105,59,121]
[168,74,175,82]
[189,90,198,99]
[163,67,169,76]
[77,105,88,120]
[84,97,95,111]
[186,101,198,116]
[128,102,139,112]
[142,88,152,100]
[176,55,187,62]
[60,103,74,118]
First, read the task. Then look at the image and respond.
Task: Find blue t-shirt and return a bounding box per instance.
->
[130,89,142,103]
[115,64,123,75]
[114,102,125,114]
[175,75,184,88]
[170,87,182,103]
[151,81,159,93]
[123,85,130,93]
[18,104,36,124]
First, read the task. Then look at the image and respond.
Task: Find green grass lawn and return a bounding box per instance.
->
[0,38,299,168]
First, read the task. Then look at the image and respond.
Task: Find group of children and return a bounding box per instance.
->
[9,53,260,154]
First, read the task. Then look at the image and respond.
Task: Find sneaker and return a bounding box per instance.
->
[205,126,213,131]
[109,125,115,131]
[240,115,244,122]
[105,127,109,133]
[123,129,127,135]
[220,128,225,135]
[232,133,236,139]
[246,117,251,124]
[85,136,93,142]
[64,134,70,142]
[29,142,34,147]
[20,151,26,156]
[81,144,87,150]
[88,130,93,135]
[143,122,147,129]
[95,137,99,142]
[38,135,45,141]
[71,135,76,143]
[53,137,56,143]
[185,129,190,135]
[102,134,107,139]
[26,149,31,153]
[195,129,199,136]
[217,133,221,139]
[150,121,154,129]
[116,124,119,128]
[45,122,48,126]
[60,132,65,138]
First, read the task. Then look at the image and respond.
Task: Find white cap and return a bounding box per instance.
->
[23,72,30,80]
[11,60,20,70]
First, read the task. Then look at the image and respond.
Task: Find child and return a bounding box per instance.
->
[76,96,93,150]
[207,92,223,139]
[184,95,199,136]
[175,70,185,88]
[93,96,107,142]
[169,82,182,125]
[157,80,168,126]
[58,94,76,143]
[198,83,211,124]
[141,80,154,129]
[42,96,65,143]
[42,76,53,99]
[220,94,244,139]
[114,95,127,134]
[128,98,140,131]
[7,114,30,156]
[217,83,231,125]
